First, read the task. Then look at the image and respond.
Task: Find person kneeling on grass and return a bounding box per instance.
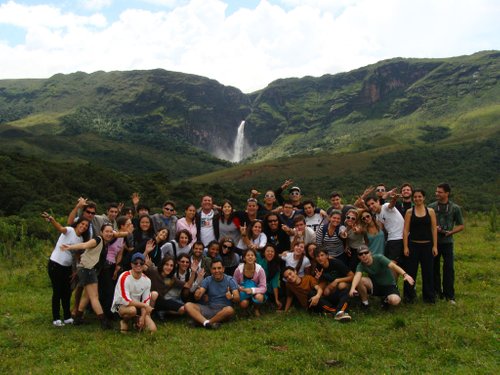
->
[349,245,414,308]
[282,267,352,322]
[184,260,240,330]
[111,253,157,334]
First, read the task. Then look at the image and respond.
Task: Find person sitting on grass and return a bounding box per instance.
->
[282,267,351,322]
[314,247,353,321]
[184,260,240,329]
[233,248,267,317]
[111,253,157,334]
[349,245,415,309]
[144,255,189,320]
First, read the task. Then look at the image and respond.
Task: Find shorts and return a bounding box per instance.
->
[385,240,403,262]
[372,283,400,298]
[77,268,98,287]
[199,304,228,319]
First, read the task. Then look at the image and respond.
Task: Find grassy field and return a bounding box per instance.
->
[0,215,498,374]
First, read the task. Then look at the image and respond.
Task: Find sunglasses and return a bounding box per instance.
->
[164,207,174,212]
[133,261,145,266]
[247,198,258,203]
[357,252,369,256]
[222,244,233,249]
[346,216,356,220]
[85,210,96,215]
[264,194,275,198]
[268,219,279,223]
[289,191,300,196]
[376,188,386,192]
[362,215,371,220]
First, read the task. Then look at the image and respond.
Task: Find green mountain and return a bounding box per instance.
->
[245,50,499,161]
[0,69,251,176]
[0,51,498,213]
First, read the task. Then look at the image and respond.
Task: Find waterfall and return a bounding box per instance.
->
[232,120,245,162]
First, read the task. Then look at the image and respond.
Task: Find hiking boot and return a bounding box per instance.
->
[100,318,113,330]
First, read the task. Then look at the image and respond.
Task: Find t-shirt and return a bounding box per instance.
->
[160,240,191,259]
[286,275,317,308]
[317,258,350,282]
[50,227,82,267]
[111,271,152,312]
[376,203,404,241]
[428,201,464,244]
[356,254,395,286]
[200,274,238,307]
[305,213,326,232]
[106,237,124,264]
[200,210,216,246]
[315,224,345,258]
[367,229,385,255]
[282,252,311,276]
[236,232,267,250]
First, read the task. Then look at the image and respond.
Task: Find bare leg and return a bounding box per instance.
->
[184,302,206,325]
[209,306,235,324]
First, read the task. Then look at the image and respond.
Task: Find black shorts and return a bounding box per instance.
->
[385,239,403,262]
[77,268,98,286]
[372,283,400,298]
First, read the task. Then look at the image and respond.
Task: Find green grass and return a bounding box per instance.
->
[0,216,498,373]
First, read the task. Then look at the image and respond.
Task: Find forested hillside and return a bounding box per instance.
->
[0,51,498,214]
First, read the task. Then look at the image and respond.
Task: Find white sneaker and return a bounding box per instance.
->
[334,311,352,322]
[53,320,65,327]
[63,318,74,324]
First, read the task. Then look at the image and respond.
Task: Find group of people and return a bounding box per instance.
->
[45,180,464,332]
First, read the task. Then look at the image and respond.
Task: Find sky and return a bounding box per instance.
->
[0,0,498,93]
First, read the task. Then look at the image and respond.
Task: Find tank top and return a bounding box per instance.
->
[409,207,432,242]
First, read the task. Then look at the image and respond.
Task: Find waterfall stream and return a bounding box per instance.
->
[232,120,245,162]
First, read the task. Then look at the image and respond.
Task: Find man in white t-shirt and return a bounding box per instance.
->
[303,200,327,233]
[196,195,220,246]
[111,253,157,333]
[366,193,404,264]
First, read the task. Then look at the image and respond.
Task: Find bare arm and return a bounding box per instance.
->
[403,209,412,256]
[42,212,67,234]
[388,261,414,285]
[429,208,438,256]
[67,197,87,225]
[61,238,97,251]
[349,271,363,296]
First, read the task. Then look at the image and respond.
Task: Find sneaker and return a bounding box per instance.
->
[205,322,221,330]
[381,299,390,310]
[334,311,352,322]
[449,299,456,305]
[360,302,370,311]
[53,319,65,327]
[63,318,74,325]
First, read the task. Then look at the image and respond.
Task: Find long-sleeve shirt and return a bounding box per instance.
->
[232,263,267,295]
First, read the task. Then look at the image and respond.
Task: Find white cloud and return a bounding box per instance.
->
[0,0,498,92]
[80,0,113,11]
